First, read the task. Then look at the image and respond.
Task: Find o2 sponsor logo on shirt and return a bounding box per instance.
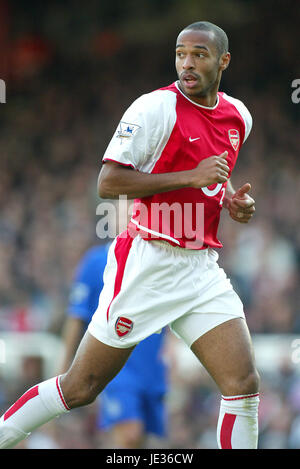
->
[201,183,226,206]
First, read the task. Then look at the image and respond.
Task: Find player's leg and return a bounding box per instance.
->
[190,317,259,397]
[170,313,260,449]
[60,331,135,407]
[191,317,259,449]
[0,331,134,449]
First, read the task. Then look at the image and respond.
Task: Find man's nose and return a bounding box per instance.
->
[182,55,195,69]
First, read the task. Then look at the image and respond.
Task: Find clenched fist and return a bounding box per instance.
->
[190,151,229,188]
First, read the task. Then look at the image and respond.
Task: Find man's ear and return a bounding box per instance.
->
[219,52,231,71]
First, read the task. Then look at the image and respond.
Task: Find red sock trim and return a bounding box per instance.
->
[222,393,259,402]
[220,413,236,449]
[4,386,39,421]
[56,376,70,411]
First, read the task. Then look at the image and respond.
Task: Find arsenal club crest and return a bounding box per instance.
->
[228,129,240,151]
[115,317,134,337]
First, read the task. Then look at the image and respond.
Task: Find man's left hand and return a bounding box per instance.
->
[227,183,255,223]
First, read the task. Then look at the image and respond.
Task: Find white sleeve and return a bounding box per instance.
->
[239,102,252,143]
[222,93,253,143]
[102,94,156,170]
[102,90,177,171]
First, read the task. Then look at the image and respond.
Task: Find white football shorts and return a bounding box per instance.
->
[88,231,245,349]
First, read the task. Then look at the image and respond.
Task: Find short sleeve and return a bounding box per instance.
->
[222,93,253,143]
[239,103,252,143]
[102,95,151,170]
[102,90,178,171]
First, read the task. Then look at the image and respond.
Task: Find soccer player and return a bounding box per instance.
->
[59,244,168,449]
[0,21,260,449]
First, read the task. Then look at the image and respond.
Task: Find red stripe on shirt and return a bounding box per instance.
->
[220,413,236,449]
[103,158,136,169]
[106,232,134,320]
[4,385,39,421]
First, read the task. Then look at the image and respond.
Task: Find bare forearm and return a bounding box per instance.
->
[98,154,229,200]
[98,162,193,199]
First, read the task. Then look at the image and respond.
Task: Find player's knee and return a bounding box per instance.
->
[240,369,260,395]
[60,373,104,408]
[223,369,260,397]
[77,382,100,406]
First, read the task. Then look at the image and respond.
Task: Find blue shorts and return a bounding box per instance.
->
[97,383,166,437]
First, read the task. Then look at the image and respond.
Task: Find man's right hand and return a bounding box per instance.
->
[190,151,229,188]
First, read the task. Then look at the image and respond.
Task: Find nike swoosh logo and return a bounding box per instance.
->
[189,137,201,142]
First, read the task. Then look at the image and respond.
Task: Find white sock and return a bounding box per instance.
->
[217,393,259,449]
[0,376,69,449]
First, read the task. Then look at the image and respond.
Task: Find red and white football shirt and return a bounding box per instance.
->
[102,81,252,250]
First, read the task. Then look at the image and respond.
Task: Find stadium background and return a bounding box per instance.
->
[0,0,299,449]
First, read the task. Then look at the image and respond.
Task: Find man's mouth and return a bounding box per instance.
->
[181,73,199,89]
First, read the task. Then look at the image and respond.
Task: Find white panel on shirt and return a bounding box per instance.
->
[222,93,253,142]
[102,90,177,173]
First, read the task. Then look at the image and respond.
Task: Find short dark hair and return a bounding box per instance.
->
[182,21,229,57]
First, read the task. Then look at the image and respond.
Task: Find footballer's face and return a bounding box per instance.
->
[175,29,230,106]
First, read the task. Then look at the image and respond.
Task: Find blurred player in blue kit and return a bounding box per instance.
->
[59,243,168,449]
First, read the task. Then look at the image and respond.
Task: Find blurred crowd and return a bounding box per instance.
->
[0,0,299,449]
